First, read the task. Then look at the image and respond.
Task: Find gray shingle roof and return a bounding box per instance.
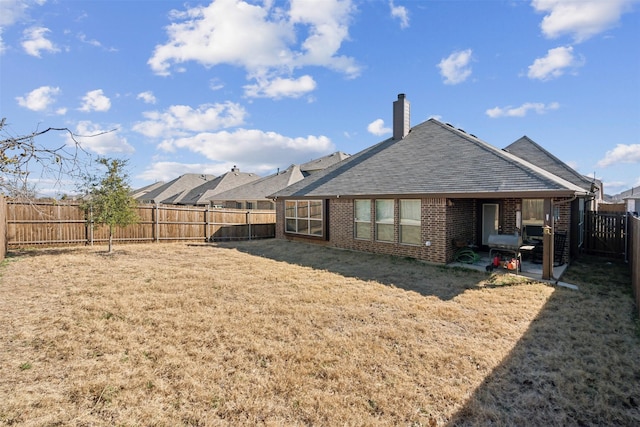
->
[211,164,305,203]
[137,174,216,203]
[611,185,640,201]
[174,169,260,205]
[130,181,165,199]
[504,136,595,192]
[300,151,351,175]
[272,119,590,199]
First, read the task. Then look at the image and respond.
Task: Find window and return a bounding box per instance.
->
[285,200,323,237]
[354,199,371,240]
[400,199,421,245]
[375,199,394,242]
[522,199,544,225]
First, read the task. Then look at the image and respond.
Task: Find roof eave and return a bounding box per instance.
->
[274,189,590,200]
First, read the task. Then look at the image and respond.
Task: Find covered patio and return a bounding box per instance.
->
[447,249,574,288]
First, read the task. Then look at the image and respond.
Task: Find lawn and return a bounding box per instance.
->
[0,241,638,426]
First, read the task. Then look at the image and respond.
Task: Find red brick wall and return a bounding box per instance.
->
[275,196,575,265]
[553,197,572,265]
[277,197,449,264]
[446,199,476,261]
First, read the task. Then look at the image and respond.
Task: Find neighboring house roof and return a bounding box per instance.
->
[174,166,260,205]
[137,174,216,204]
[300,151,351,176]
[272,119,590,199]
[504,136,597,193]
[614,185,640,201]
[211,164,305,204]
[130,181,165,199]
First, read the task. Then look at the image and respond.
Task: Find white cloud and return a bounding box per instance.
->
[531,0,636,43]
[596,144,640,168]
[148,0,359,99]
[16,85,60,111]
[367,118,391,136]
[0,0,47,27]
[157,128,335,167]
[133,102,247,138]
[137,91,157,104]
[527,46,584,80]
[209,78,224,91]
[243,75,316,99]
[77,32,101,47]
[21,26,59,57]
[485,101,560,118]
[79,89,111,112]
[389,1,409,29]
[136,161,231,183]
[437,49,473,85]
[70,121,134,155]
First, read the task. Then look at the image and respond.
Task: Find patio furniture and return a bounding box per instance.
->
[531,231,567,266]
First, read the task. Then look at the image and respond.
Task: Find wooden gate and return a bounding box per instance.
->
[584,211,626,258]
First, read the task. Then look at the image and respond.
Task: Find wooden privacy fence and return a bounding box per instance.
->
[630,215,640,318]
[0,196,6,261]
[6,201,275,248]
[584,211,626,258]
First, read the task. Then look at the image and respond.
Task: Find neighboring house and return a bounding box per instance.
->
[503,136,602,258]
[130,181,165,200]
[136,174,216,204]
[271,94,592,269]
[174,166,260,206]
[210,164,305,210]
[504,136,603,209]
[300,152,351,176]
[612,186,640,215]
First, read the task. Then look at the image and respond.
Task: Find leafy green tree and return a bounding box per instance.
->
[82,157,139,253]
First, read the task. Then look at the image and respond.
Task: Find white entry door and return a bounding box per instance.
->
[482,203,499,245]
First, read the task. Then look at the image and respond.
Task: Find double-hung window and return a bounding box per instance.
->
[354,199,371,239]
[375,199,394,242]
[285,200,323,236]
[400,199,421,245]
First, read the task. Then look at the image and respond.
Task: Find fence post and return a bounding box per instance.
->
[154,204,159,243]
[205,206,210,242]
[247,211,251,240]
[89,205,94,246]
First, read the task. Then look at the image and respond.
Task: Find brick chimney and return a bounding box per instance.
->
[393,93,410,140]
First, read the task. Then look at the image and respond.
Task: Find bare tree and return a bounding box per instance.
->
[0,117,115,200]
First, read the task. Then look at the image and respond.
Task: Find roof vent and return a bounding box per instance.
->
[458,128,466,134]
[446,123,454,127]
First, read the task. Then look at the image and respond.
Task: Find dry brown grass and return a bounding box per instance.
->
[0,241,638,426]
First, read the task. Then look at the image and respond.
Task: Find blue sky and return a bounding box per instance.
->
[1,0,639,197]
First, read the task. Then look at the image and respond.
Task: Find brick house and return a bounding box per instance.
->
[270,94,594,271]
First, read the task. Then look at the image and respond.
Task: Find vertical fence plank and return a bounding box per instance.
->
[630,215,640,318]
[0,196,6,261]
[4,201,275,248]
[584,211,626,258]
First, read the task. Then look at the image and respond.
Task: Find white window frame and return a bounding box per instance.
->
[354,199,372,240]
[400,199,421,245]
[375,199,395,242]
